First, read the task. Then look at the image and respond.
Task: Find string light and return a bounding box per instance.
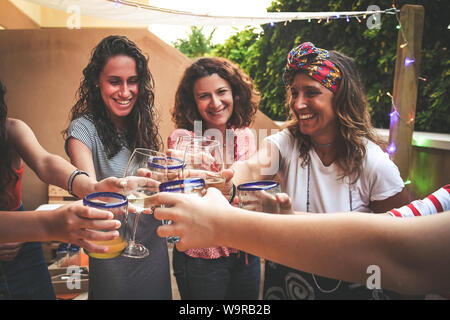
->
[386,142,397,155]
[386,91,415,132]
[107,1,400,27]
[404,57,415,67]
[394,7,408,49]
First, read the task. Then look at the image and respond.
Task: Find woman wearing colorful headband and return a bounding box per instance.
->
[228,42,410,299]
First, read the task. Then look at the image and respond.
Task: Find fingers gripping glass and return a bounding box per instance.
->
[149,156,185,182]
[83,192,128,259]
[159,178,205,243]
[182,138,226,191]
[237,181,281,213]
[122,148,167,258]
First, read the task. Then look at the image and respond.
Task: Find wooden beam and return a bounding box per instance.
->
[389,5,424,180]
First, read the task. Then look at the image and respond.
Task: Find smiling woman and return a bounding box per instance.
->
[193,73,234,133]
[229,41,411,300]
[167,57,261,300]
[62,35,170,300]
[97,55,139,129]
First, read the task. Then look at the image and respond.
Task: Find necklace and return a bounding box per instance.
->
[306,159,352,294]
[311,140,335,147]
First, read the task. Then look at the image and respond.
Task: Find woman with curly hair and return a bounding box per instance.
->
[167,57,261,300]
[228,42,410,300]
[63,35,171,300]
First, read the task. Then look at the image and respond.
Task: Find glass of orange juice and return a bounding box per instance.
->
[83,192,128,259]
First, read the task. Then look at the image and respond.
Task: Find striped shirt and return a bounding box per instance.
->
[388,185,450,217]
[65,115,171,299]
[65,115,131,180]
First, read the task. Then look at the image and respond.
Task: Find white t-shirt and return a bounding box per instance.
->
[266,129,404,213]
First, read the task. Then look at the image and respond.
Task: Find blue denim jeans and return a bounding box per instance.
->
[0,204,55,300]
[172,247,260,300]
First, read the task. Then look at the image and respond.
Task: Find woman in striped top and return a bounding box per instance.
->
[63,35,171,300]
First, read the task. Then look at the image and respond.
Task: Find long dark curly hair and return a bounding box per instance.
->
[286,51,382,183]
[63,35,162,157]
[171,57,260,131]
[0,81,18,210]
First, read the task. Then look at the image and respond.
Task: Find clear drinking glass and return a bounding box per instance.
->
[166,157,185,182]
[83,192,128,259]
[159,178,205,243]
[237,181,281,214]
[182,138,225,192]
[121,148,167,258]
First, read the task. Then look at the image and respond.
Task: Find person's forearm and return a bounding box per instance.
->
[215,209,450,294]
[35,153,77,190]
[0,211,52,243]
[35,153,98,198]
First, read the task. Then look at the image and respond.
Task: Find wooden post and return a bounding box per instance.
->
[389,5,424,180]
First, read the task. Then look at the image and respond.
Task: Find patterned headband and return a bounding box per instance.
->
[282,42,342,92]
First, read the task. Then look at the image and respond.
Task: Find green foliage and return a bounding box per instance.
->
[212,0,450,133]
[172,26,216,58]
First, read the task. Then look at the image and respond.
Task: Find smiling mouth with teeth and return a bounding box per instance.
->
[299,113,315,120]
[115,99,133,105]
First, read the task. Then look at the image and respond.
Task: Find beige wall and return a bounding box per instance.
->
[0,28,279,210]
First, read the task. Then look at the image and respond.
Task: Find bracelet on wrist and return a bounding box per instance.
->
[228,183,236,204]
[68,169,89,198]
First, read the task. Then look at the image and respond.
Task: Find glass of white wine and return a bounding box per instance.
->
[121,148,167,258]
[182,138,225,192]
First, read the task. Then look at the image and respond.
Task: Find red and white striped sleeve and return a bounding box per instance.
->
[388,185,450,218]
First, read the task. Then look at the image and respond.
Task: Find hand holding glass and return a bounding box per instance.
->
[122,148,167,258]
[83,192,128,259]
[182,138,226,192]
[159,178,205,243]
[237,181,281,214]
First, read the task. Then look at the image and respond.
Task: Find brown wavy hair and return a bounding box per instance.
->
[0,81,18,210]
[171,57,260,131]
[63,35,162,157]
[286,51,382,183]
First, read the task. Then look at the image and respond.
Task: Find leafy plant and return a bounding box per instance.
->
[172,26,217,58]
[212,0,449,133]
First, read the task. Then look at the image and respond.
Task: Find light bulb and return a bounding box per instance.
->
[404,57,415,67]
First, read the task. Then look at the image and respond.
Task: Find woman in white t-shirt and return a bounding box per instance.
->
[231,42,410,299]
